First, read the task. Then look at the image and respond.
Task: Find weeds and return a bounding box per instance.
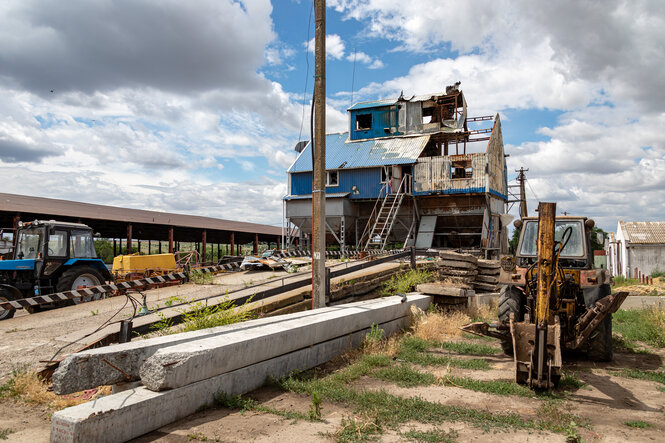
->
[0,428,14,440]
[651,269,665,278]
[330,415,382,442]
[151,295,255,335]
[381,269,434,297]
[308,391,322,420]
[190,270,214,285]
[439,375,534,397]
[624,420,652,428]
[613,308,665,348]
[90,309,99,316]
[0,369,110,410]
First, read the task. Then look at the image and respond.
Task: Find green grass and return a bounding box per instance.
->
[372,364,437,387]
[381,269,434,296]
[437,341,500,356]
[0,428,14,440]
[611,368,665,385]
[439,376,534,397]
[558,372,587,390]
[651,270,665,278]
[214,392,314,422]
[612,276,642,287]
[400,428,459,442]
[624,420,652,428]
[613,309,665,348]
[396,337,491,370]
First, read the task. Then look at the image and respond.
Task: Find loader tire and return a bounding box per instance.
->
[498,285,524,355]
[56,266,104,306]
[586,314,613,362]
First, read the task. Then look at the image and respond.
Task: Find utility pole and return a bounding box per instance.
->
[516,167,528,218]
[312,0,326,309]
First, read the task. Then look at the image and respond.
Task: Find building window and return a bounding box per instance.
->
[451,160,472,179]
[326,170,339,187]
[356,114,372,131]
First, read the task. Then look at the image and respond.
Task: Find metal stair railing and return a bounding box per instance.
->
[363,174,410,250]
[358,182,388,247]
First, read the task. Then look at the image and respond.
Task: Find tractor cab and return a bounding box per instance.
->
[14,220,96,262]
[0,220,111,319]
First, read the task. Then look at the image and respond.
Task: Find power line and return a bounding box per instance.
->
[525,177,540,201]
[297,0,315,144]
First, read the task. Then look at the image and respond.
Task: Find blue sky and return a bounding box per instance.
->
[0,0,663,232]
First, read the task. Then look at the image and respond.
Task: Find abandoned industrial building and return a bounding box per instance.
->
[284,84,509,256]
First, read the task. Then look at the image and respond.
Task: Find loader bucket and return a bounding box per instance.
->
[510,315,562,389]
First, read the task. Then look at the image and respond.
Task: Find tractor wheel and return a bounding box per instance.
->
[0,292,16,320]
[586,315,613,362]
[498,285,524,355]
[56,266,105,305]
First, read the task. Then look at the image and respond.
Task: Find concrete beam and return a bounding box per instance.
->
[51,316,412,443]
[140,295,431,391]
[52,308,322,394]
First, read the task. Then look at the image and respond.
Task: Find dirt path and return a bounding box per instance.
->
[133,318,665,442]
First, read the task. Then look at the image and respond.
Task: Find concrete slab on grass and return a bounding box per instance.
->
[140,295,431,391]
[50,316,411,443]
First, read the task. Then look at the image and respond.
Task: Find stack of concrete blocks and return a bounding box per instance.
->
[436,251,479,289]
[50,295,431,443]
[473,259,501,293]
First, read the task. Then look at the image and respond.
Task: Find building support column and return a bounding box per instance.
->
[201,230,207,263]
[126,224,132,254]
[168,227,174,253]
[254,233,259,255]
[230,233,235,256]
[113,239,117,257]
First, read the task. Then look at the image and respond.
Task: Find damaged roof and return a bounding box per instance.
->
[287,132,431,173]
[619,221,665,244]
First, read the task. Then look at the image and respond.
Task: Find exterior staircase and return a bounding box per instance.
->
[361,176,409,250]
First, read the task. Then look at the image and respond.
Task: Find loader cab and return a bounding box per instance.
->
[515,217,591,269]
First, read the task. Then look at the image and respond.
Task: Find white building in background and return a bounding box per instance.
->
[607,221,665,278]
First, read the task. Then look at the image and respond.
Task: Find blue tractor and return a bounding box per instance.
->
[0,220,112,320]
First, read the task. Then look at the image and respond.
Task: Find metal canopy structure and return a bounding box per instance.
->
[0,193,281,246]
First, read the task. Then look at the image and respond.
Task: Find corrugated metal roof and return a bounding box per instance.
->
[0,192,282,236]
[347,99,396,111]
[620,221,665,244]
[283,192,350,201]
[287,132,431,173]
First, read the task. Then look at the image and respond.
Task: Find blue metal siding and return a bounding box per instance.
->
[349,107,399,141]
[290,169,384,199]
[291,172,312,195]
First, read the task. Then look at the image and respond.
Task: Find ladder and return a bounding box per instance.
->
[362,176,408,250]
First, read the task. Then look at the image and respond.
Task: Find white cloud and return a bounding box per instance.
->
[346,51,384,70]
[306,34,346,60]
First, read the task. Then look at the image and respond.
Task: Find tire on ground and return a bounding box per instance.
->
[498,285,524,355]
[586,315,613,362]
[56,266,105,306]
[0,290,16,321]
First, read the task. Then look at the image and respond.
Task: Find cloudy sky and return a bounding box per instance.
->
[0,0,663,232]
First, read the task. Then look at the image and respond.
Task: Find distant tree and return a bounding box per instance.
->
[509,227,521,254]
[94,239,114,263]
[590,227,608,251]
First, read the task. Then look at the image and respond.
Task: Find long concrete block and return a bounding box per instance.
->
[51,316,410,443]
[140,295,431,391]
[53,307,330,394]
